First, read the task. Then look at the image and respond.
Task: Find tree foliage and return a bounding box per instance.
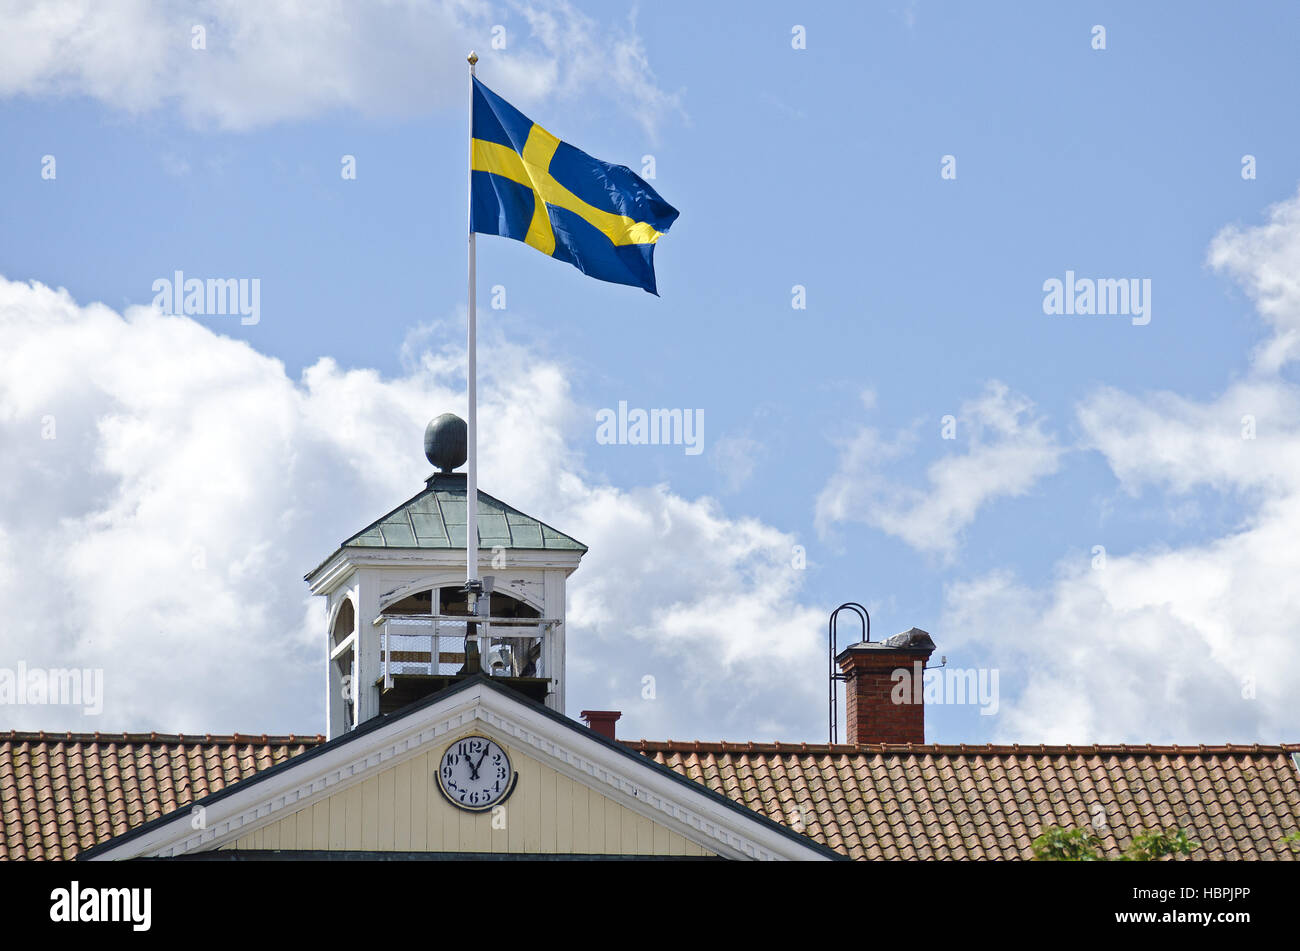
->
[1030,825,1105,861]
[1031,825,1201,861]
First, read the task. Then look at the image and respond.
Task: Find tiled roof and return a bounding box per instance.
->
[7,730,1299,860]
[630,741,1300,860]
[0,731,323,860]
[341,473,587,552]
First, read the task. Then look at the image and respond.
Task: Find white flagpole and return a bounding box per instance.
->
[466,51,481,622]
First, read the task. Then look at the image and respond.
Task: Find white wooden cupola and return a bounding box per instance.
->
[305,414,586,739]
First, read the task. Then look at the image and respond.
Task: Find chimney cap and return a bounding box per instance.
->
[884,627,936,650]
[579,710,621,741]
[836,627,935,661]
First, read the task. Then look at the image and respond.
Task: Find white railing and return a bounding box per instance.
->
[374,614,559,689]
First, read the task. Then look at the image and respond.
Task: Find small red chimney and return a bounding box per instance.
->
[579,710,621,740]
[835,628,936,744]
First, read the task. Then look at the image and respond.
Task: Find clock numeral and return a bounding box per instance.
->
[443,738,511,810]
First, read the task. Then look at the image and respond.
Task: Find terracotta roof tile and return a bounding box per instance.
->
[7,729,1300,861]
[629,741,1300,860]
[0,731,322,860]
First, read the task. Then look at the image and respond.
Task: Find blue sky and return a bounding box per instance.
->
[2,1,1299,745]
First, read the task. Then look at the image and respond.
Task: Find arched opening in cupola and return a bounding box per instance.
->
[331,598,357,731]
[384,586,540,619]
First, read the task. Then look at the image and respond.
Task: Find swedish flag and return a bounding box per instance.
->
[471,78,679,295]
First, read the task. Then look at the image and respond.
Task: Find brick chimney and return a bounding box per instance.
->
[835,628,936,744]
[579,710,621,740]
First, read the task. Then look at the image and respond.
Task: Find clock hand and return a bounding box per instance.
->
[473,748,490,777]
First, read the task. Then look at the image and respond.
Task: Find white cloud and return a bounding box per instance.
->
[941,186,1300,743]
[0,0,681,136]
[0,275,819,739]
[1078,380,1300,497]
[815,381,1064,556]
[942,489,1300,743]
[1208,188,1300,373]
[503,1,682,139]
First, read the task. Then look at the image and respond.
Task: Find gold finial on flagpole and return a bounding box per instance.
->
[467,50,478,66]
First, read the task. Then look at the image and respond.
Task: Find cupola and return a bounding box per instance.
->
[305,414,587,738]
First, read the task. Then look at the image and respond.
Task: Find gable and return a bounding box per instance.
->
[81,677,831,861]
[221,729,710,857]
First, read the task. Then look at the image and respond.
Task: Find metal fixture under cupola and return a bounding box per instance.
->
[305,414,587,739]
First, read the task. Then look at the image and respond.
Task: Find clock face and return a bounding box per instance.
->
[436,735,517,811]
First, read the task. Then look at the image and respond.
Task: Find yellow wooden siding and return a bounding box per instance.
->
[221,734,713,856]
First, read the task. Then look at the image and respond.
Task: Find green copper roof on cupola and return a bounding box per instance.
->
[343,473,586,551]
[339,414,586,553]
